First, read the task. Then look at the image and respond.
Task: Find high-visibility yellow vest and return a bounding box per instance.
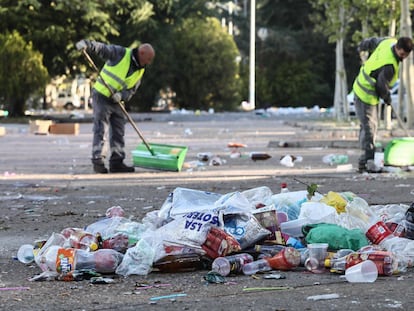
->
[94,48,145,97]
[353,38,399,105]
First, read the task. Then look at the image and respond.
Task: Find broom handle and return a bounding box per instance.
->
[389,101,411,137]
[82,50,155,155]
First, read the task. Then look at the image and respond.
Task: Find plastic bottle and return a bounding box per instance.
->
[152,253,205,273]
[242,247,300,275]
[373,145,384,171]
[379,236,414,273]
[250,152,272,161]
[346,197,393,245]
[211,253,254,276]
[61,228,99,251]
[322,154,348,165]
[254,244,285,257]
[325,255,348,274]
[101,232,129,253]
[280,183,289,193]
[324,249,355,273]
[345,249,397,276]
[38,246,124,274]
[286,237,304,249]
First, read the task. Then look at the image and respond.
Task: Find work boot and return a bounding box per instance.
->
[358,161,366,173]
[109,162,135,173]
[93,162,108,174]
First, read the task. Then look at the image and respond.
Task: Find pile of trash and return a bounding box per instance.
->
[17,185,414,283]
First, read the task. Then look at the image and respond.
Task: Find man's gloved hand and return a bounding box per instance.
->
[76,40,87,51]
[112,92,122,103]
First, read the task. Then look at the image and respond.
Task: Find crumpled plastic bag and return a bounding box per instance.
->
[115,237,156,276]
[298,201,339,224]
[302,223,369,251]
[241,186,273,208]
[319,191,347,214]
[85,216,148,246]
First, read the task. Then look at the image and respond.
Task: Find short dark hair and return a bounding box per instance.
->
[397,37,413,53]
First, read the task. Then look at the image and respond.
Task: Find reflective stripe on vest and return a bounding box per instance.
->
[94,48,145,97]
[353,38,399,105]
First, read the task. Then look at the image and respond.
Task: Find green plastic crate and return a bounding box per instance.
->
[384,137,414,166]
[131,143,188,172]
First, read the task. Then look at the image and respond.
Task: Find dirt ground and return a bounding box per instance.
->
[0,111,413,311]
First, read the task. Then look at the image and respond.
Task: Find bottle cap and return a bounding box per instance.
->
[89,242,98,251]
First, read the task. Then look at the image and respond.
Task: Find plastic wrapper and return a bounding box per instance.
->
[253,205,286,244]
[201,227,241,259]
[223,213,271,249]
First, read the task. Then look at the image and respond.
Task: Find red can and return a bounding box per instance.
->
[365,221,393,245]
[345,250,396,276]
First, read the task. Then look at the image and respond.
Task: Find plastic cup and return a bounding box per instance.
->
[305,243,328,273]
[17,244,35,264]
[345,260,378,283]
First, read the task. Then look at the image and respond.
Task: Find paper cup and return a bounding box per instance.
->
[345,260,378,283]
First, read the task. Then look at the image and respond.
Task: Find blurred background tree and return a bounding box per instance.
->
[0,0,412,117]
[0,31,48,117]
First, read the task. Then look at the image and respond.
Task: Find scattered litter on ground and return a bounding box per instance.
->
[307,293,340,301]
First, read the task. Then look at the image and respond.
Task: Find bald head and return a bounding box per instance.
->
[137,43,155,66]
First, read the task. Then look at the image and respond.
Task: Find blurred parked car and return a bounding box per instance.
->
[54,92,81,110]
[347,80,406,118]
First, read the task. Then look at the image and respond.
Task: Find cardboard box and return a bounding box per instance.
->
[0,126,5,136]
[49,123,80,135]
[29,120,54,135]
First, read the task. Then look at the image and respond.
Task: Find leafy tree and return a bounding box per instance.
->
[252,0,333,108]
[131,0,220,111]
[171,17,241,111]
[0,31,49,116]
[0,0,116,76]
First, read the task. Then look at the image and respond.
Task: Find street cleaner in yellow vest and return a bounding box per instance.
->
[76,39,155,173]
[352,37,412,173]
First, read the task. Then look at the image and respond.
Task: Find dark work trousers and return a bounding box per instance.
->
[355,96,379,167]
[91,90,127,164]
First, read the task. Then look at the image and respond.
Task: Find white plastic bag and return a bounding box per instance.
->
[298,201,338,224]
[115,237,155,276]
[241,186,273,208]
[157,187,222,220]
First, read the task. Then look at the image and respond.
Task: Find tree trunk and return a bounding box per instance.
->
[7,97,26,117]
[400,0,413,130]
[333,5,348,121]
